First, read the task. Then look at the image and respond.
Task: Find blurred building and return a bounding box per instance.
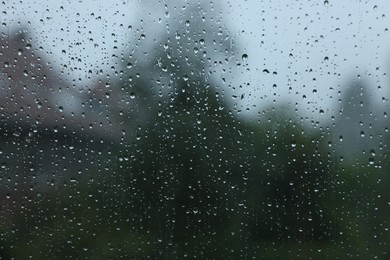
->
[0,29,131,194]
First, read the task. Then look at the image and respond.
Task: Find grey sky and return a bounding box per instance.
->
[1,0,389,123]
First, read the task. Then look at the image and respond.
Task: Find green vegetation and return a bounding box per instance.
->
[2,85,388,258]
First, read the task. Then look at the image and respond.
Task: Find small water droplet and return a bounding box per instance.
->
[368,157,375,165]
[242,54,248,61]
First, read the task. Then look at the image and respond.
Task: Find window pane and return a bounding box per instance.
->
[1,1,389,258]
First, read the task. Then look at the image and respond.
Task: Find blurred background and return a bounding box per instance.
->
[0,0,389,258]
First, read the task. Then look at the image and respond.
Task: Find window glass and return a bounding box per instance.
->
[1,1,389,258]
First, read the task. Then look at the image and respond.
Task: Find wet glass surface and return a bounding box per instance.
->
[0,1,389,258]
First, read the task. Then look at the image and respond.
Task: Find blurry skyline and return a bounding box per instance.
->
[1,0,389,122]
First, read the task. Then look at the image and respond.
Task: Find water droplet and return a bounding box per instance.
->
[175,32,180,40]
[368,157,375,165]
[242,54,248,61]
